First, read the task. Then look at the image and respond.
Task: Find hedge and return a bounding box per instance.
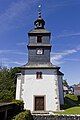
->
[12,100,24,107]
[12,110,32,120]
[65,94,78,101]
[7,100,24,120]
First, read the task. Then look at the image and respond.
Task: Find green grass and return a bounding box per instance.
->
[57,94,80,115]
[57,106,80,115]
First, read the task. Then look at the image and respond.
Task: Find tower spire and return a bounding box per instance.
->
[34,5,45,29]
[38,5,42,18]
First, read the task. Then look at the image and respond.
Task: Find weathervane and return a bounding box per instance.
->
[38,5,42,18]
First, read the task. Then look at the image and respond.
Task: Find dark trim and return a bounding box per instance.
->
[28,33,51,36]
[27,45,52,49]
[27,44,52,46]
[16,73,21,75]
[22,70,25,75]
[0,103,15,112]
[18,67,60,70]
[57,71,64,76]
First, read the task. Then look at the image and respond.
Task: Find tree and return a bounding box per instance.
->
[0,67,20,102]
[63,79,68,87]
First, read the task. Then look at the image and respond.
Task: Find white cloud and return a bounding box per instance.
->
[64,58,80,62]
[0,0,39,32]
[51,46,80,65]
[6,61,25,65]
[0,49,28,67]
[0,49,27,55]
[0,57,26,68]
[65,49,77,54]
[76,45,80,50]
[55,30,80,39]
[58,32,80,38]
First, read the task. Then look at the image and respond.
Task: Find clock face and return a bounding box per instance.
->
[37,49,43,55]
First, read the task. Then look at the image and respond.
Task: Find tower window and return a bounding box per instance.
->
[37,36,42,43]
[36,72,42,79]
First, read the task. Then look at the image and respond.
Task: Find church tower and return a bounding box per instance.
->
[16,7,64,112]
[28,8,51,65]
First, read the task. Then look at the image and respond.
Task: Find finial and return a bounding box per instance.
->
[38,5,42,18]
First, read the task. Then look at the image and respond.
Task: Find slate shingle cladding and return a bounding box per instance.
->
[19,13,63,76]
[27,16,51,64]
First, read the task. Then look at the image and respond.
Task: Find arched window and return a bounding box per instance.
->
[36,72,42,79]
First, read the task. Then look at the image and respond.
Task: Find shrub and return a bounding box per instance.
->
[60,94,78,110]
[12,100,24,106]
[13,110,32,120]
[12,100,24,111]
[65,94,78,101]
[7,100,24,120]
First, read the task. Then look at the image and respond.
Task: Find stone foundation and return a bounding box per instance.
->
[32,115,80,120]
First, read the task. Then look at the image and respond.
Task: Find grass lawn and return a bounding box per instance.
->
[57,106,80,115]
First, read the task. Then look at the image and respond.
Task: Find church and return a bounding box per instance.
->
[16,8,64,112]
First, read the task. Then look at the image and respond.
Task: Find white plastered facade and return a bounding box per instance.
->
[16,69,64,112]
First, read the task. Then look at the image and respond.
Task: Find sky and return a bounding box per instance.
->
[0,0,80,85]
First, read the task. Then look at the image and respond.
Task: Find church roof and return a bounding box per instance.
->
[19,62,60,69]
[27,44,51,47]
[57,71,64,75]
[28,6,51,35]
[28,28,51,35]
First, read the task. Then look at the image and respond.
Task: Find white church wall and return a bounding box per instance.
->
[20,69,60,112]
[58,76,64,105]
[16,74,22,100]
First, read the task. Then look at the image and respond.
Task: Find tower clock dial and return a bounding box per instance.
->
[37,49,43,54]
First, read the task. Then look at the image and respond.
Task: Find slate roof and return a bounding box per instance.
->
[19,62,64,75]
[57,71,64,75]
[27,44,51,47]
[28,28,51,34]
[19,62,60,69]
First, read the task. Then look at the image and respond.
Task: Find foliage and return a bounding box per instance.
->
[63,80,68,87]
[12,100,24,111]
[12,99,24,106]
[7,100,24,120]
[12,110,32,120]
[65,94,78,101]
[0,67,20,102]
[57,106,80,115]
[60,99,74,110]
[65,94,80,106]
[60,103,71,110]
[60,94,80,110]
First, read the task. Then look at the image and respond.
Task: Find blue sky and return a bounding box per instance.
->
[0,0,80,85]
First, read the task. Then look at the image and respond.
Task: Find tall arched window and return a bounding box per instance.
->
[36,72,42,79]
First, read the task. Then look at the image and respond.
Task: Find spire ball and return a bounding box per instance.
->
[38,5,41,8]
